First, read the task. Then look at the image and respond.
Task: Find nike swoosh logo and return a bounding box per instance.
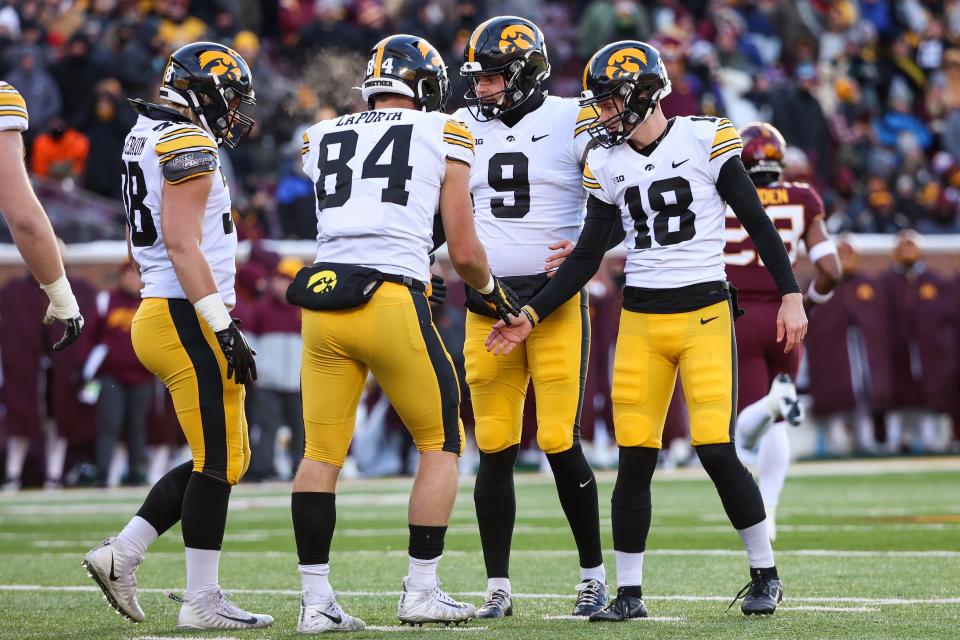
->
[318,610,342,624]
[580,477,593,488]
[218,612,260,625]
[672,159,689,168]
[700,316,718,325]
[532,134,550,142]
[109,554,119,581]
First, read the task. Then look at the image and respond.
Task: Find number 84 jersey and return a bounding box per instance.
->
[583,116,743,289]
[454,96,594,277]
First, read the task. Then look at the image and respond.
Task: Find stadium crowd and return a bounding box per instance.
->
[1,0,960,488]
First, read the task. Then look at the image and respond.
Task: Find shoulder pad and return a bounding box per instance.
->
[161,150,217,184]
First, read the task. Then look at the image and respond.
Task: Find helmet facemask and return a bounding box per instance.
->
[461,58,527,121]
[580,75,670,148]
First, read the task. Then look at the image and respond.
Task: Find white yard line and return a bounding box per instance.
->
[778,605,881,613]
[541,615,685,622]
[364,625,487,632]
[2,584,958,606]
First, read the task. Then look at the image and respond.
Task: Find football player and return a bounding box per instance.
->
[725,123,842,540]
[291,34,519,632]
[454,16,614,618]
[0,80,84,349]
[486,40,808,618]
[83,42,271,630]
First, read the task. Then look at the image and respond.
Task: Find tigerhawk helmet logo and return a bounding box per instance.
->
[306,270,337,294]
[198,50,242,80]
[499,24,536,54]
[605,47,648,80]
[417,40,442,67]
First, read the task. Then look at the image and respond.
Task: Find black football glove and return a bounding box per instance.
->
[46,312,84,351]
[428,274,447,305]
[480,276,521,325]
[215,319,257,385]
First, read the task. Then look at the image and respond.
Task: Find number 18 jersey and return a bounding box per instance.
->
[301,108,474,284]
[582,116,744,289]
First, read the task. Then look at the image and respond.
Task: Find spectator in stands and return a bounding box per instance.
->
[248,257,304,481]
[30,116,90,180]
[770,62,832,183]
[157,0,208,48]
[577,0,649,61]
[85,264,153,487]
[51,33,105,126]
[4,48,60,133]
[80,79,133,199]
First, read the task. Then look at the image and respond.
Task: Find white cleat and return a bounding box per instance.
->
[298,595,366,633]
[82,537,145,622]
[768,373,804,427]
[176,588,273,630]
[397,577,476,625]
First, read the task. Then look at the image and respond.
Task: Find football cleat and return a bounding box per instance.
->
[588,587,647,622]
[768,373,803,426]
[572,579,608,617]
[298,596,366,634]
[476,588,512,619]
[82,537,145,622]
[397,577,476,625]
[175,588,273,629]
[729,570,783,615]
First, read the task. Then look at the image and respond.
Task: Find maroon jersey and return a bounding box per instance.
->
[0,277,48,437]
[724,181,824,303]
[96,290,152,386]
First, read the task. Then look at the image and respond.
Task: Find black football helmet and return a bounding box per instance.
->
[579,40,671,147]
[159,41,256,149]
[360,34,450,112]
[460,16,550,121]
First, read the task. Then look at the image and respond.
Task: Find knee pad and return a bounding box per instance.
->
[537,424,574,454]
[475,421,519,454]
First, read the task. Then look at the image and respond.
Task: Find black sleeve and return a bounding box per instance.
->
[431,211,446,253]
[716,156,800,296]
[527,195,621,321]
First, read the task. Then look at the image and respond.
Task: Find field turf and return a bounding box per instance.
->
[1,458,958,639]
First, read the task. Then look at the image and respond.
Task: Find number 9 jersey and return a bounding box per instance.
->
[121,107,236,305]
[453,96,594,277]
[582,116,743,289]
[301,108,474,283]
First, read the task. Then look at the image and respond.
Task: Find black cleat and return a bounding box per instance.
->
[588,587,647,622]
[572,579,608,617]
[476,589,512,619]
[730,569,783,615]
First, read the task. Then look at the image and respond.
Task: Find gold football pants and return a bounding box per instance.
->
[131,298,250,484]
[612,299,736,448]
[300,282,464,467]
[465,290,589,454]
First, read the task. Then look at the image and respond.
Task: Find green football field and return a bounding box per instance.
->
[1,458,958,639]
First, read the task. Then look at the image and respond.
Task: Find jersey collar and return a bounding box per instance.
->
[627,117,676,157]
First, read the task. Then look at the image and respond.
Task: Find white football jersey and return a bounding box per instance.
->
[453,96,595,277]
[121,114,236,304]
[583,116,743,289]
[0,81,28,131]
[301,108,474,283]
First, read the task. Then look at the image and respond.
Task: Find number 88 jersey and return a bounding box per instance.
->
[582,116,743,289]
[121,110,236,304]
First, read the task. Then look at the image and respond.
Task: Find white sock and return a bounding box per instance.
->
[116,516,158,560]
[757,422,790,510]
[736,398,775,450]
[184,547,221,597]
[107,444,127,488]
[737,521,775,569]
[5,436,29,480]
[580,564,606,583]
[45,435,67,482]
[147,445,171,485]
[300,563,334,604]
[407,555,440,591]
[614,551,643,587]
[487,577,511,594]
[885,412,904,452]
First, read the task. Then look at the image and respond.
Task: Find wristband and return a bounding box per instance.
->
[194,293,232,332]
[808,240,838,263]
[478,273,495,295]
[806,281,835,305]
[521,305,539,327]
[40,274,80,319]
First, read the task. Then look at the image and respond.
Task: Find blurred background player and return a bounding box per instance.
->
[0,80,84,351]
[291,34,519,632]
[82,42,270,631]
[455,15,611,618]
[724,122,842,540]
